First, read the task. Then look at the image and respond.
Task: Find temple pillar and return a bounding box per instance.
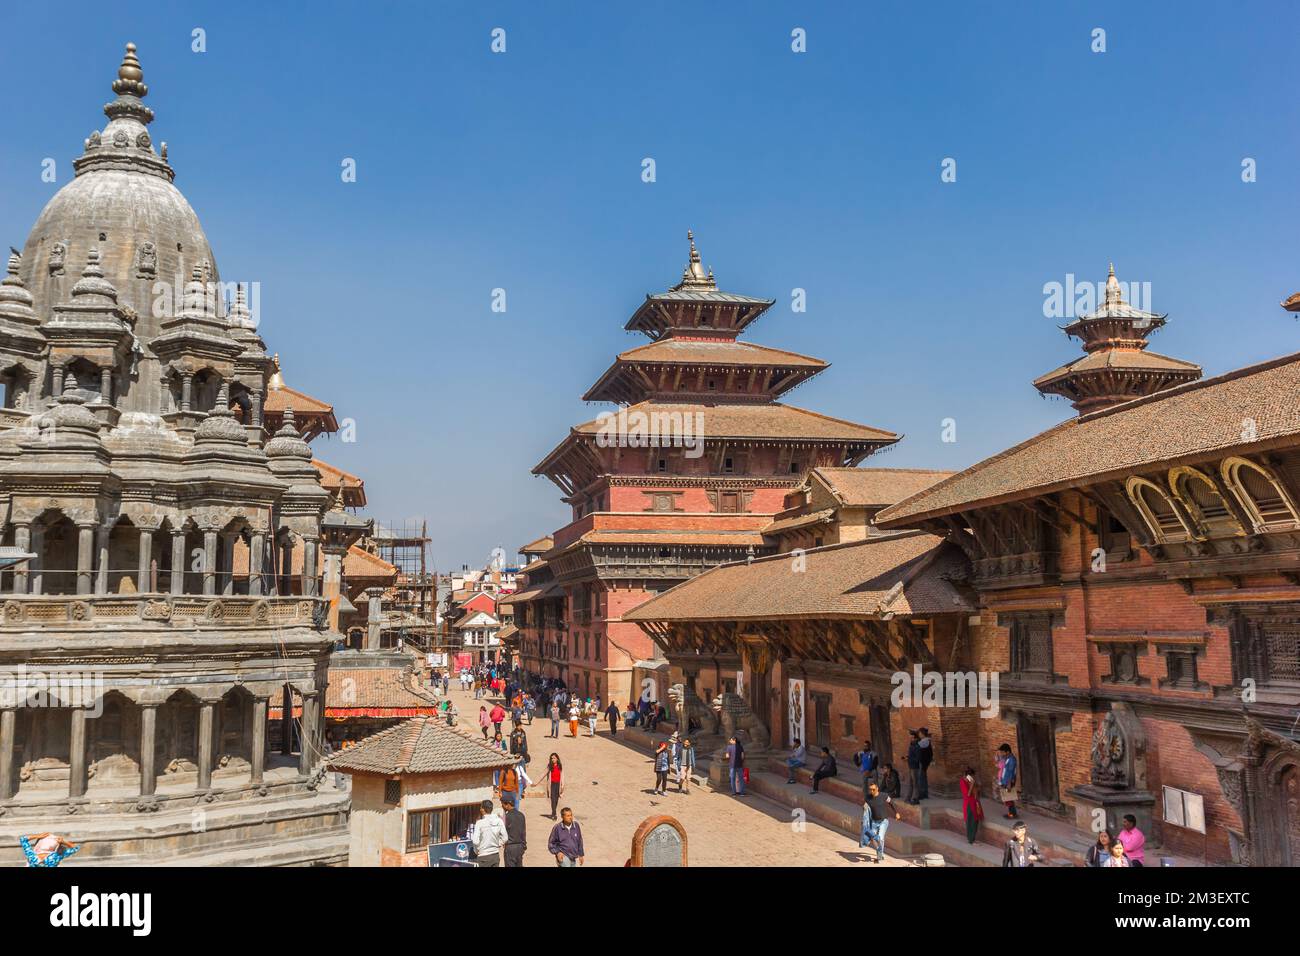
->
[249,532,265,596]
[298,692,319,776]
[197,700,215,791]
[75,523,95,595]
[302,537,319,597]
[29,523,44,595]
[181,373,193,412]
[250,697,267,784]
[0,708,15,801]
[281,685,293,755]
[321,548,344,631]
[202,530,217,595]
[68,708,88,798]
[139,703,158,796]
[170,530,186,595]
[52,365,65,398]
[100,367,112,406]
[12,523,30,594]
[94,525,110,595]
[365,588,383,650]
[251,390,263,428]
[137,529,153,593]
[221,532,237,595]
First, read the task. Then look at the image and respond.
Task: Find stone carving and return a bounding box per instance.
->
[1090,709,1127,788]
[3,601,23,624]
[69,601,90,622]
[141,600,171,621]
[136,131,151,149]
[48,242,67,276]
[253,600,270,625]
[135,797,160,813]
[112,129,129,148]
[712,691,770,751]
[667,683,719,737]
[136,240,157,279]
[204,600,225,623]
[88,130,101,148]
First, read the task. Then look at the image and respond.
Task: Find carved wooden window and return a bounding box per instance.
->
[384,779,401,805]
[1102,643,1145,686]
[1263,622,1300,682]
[1158,646,1204,690]
[1097,507,1132,559]
[1008,614,1053,677]
[1221,457,1300,533]
[1170,467,1240,537]
[1126,477,1192,543]
[723,456,734,474]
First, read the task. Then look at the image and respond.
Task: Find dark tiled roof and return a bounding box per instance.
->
[624,531,971,622]
[328,716,517,775]
[1032,348,1201,388]
[761,508,836,535]
[615,338,826,368]
[878,352,1300,525]
[568,402,897,443]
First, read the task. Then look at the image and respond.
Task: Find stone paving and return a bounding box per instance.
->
[443,686,908,867]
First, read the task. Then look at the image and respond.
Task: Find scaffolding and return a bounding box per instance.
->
[373,519,434,639]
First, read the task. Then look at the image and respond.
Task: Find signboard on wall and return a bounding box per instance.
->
[787,678,805,747]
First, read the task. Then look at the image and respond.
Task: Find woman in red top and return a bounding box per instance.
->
[960,766,984,844]
[545,753,564,820]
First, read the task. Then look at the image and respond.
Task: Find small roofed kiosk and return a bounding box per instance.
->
[327,715,515,866]
[876,304,1300,866]
[625,469,973,782]
[530,232,897,706]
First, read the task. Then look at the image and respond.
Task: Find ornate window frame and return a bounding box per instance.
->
[1168,466,1245,538]
[1219,456,1300,534]
[1125,475,1194,543]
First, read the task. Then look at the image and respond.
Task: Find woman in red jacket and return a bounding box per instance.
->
[545,753,564,820]
[960,766,984,845]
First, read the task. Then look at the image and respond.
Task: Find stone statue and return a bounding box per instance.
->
[713,691,770,751]
[1090,709,1127,788]
[667,683,719,737]
[136,241,157,279]
[48,242,67,276]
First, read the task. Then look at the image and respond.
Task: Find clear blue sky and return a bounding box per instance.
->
[2,2,1297,569]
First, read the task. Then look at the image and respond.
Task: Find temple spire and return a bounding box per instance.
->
[673,229,718,292]
[112,42,148,99]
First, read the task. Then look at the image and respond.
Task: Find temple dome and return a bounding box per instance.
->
[16,44,219,340]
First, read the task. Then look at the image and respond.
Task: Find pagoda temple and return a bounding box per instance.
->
[1033,264,1201,414]
[509,233,898,705]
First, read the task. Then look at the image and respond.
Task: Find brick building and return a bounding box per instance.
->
[515,233,896,705]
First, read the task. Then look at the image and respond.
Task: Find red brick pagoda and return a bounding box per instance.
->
[1033,264,1201,414]
[509,233,897,705]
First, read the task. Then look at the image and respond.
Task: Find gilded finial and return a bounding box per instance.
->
[112,42,148,98]
[687,229,700,263]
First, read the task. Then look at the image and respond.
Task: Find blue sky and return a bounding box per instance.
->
[2,2,1297,569]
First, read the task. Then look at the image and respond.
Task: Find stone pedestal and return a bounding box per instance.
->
[1067,782,1157,839]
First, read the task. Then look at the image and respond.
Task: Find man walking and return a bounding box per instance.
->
[860,781,901,864]
[549,699,561,738]
[605,699,620,736]
[1002,820,1043,867]
[916,727,933,801]
[502,795,527,868]
[547,807,585,867]
[905,730,923,804]
[471,799,507,867]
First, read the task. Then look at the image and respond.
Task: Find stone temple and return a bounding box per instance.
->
[0,44,352,864]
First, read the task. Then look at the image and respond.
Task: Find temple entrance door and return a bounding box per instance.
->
[1016,714,1059,806]
[812,693,832,751]
[868,704,893,765]
[749,672,771,740]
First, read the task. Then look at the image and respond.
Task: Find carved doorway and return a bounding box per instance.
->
[868,703,893,766]
[1282,763,1300,867]
[812,693,832,751]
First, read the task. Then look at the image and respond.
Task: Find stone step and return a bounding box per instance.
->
[735,763,1002,867]
[0,786,350,866]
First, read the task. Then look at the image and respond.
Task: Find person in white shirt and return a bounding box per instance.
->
[471,799,507,867]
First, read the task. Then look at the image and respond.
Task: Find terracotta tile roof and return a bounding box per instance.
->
[814,467,956,508]
[1032,348,1202,388]
[568,402,898,443]
[616,338,827,368]
[761,507,837,536]
[327,716,517,775]
[519,535,554,554]
[263,383,333,414]
[624,531,971,622]
[313,458,367,507]
[344,546,399,581]
[498,581,564,605]
[878,351,1300,525]
[325,667,439,712]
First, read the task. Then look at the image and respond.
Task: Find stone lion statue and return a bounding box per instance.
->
[667,683,719,737]
[712,691,770,752]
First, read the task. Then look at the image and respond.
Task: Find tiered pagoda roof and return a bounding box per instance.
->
[1034,264,1201,414]
[535,232,897,495]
